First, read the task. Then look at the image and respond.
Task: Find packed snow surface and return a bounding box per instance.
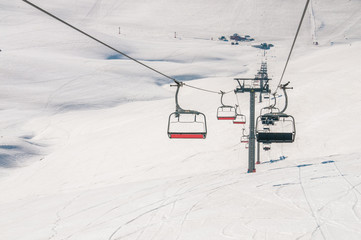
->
[1,0,361,239]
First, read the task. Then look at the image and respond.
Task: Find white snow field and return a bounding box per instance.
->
[1,0,361,239]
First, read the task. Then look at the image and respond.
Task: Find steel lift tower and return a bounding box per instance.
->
[257,62,268,103]
[234,76,271,173]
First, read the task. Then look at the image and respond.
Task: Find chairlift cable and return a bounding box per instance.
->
[168,83,207,139]
[183,83,234,95]
[235,92,242,113]
[274,0,310,94]
[183,83,220,94]
[23,0,237,97]
[22,0,180,85]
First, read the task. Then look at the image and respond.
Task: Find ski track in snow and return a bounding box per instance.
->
[298,166,327,240]
[292,157,361,239]
[176,182,233,240]
[48,194,83,240]
[332,161,361,222]
[105,172,241,240]
[312,159,361,228]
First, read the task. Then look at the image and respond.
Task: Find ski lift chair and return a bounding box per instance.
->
[263,143,271,151]
[168,83,207,139]
[257,82,296,143]
[168,111,207,139]
[233,105,246,124]
[240,129,249,143]
[233,114,246,124]
[260,106,281,125]
[241,135,249,143]
[217,106,237,120]
[256,113,296,143]
[217,91,236,120]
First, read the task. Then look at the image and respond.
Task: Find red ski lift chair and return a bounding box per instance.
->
[217,91,236,120]
[233,105,246,124]
[168,111,207,139]
[168,83,207,139]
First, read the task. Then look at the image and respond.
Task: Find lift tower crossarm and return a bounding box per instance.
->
[234,78,271,94]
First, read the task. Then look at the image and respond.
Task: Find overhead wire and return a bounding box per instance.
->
[183,83,234,95]
[23,0,311,99]
[23,0,236,97]
[274,0,310,94]
[22,0,180,84]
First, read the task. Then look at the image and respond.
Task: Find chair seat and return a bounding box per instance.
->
[218,117,236,120]
[257,132,293,143]
[169,133,206,139]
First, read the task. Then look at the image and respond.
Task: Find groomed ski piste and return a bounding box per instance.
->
[1,0,361,239]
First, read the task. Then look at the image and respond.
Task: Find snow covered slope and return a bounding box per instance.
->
[1,0,361,239]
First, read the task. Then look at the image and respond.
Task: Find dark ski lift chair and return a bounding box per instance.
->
[217,91,236,120]
[233,105,246,124]
[168,83,207,139]
[240,129,249,143]
[260,106,281,125]
[257,82,296,143]
[263,143,271,151]
[256,113,296,143]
